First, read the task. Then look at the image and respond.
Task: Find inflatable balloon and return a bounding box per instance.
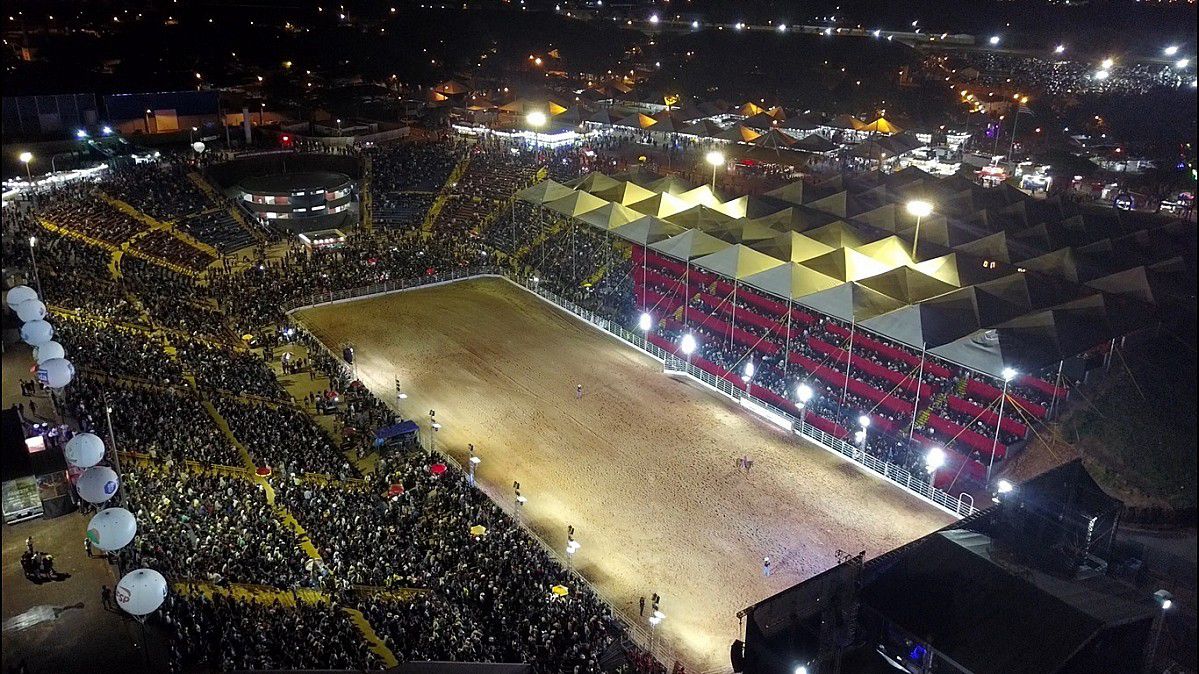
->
[37,358,74,389]
[5,285,37,309]
[192,141,206,153]
[87,507,137,551]
[34,340,66,365]
[115,568,167,616]
[20,319,54,346]
[15,299,47,322]
[65,432,106,469]
[77,466,119,504]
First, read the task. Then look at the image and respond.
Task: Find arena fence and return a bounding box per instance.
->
[284,269,979,519]
[283,269,980,669]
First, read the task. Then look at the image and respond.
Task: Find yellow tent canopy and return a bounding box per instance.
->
[551,585,570,597]
[739,101,765,116]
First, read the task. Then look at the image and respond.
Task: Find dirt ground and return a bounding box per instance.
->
[297,277,952,672]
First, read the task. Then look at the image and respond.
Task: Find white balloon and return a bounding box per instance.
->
[116,568,168,616]
[37,358,74,389]
[5,285,37,309]
[34,341,66,364]
[192,141,206,153]
[15,299,47,322]
[76,466,119,504]
[20,319,54,346]
[65,432,106,469]
[87,507,137,551]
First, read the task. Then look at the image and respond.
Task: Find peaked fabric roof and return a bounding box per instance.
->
[678,184,727,209]
[648,228,730,261]
[570,172,622,193]
[707,218,781,244]
[680,119,725,137]
[796,282,907,322]
[629,191,692,218]
[515,180,576,205]
[749,231,834,262]
[610,216,686,245]
[800,247,894,282]
[575,202,642,231]
[857,267,958,304]
[764,181,805,206]
[855,235,916,268]
[589,180,657,205]
[543,190,608,217]
[665,204,736,230]
[741,262,842,300]
[691,244,785,280]
[646,175,695,196]
[713,125,762,143]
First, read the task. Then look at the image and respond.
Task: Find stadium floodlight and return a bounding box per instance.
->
[742,360,755,382]
[680,333,697,356]
[639,312,653,332]
[705,150,724,187]
[797,383,813,404]
[526,111,547,128]
[906,200,933,218]
[1094,69,1110,80]
[997,479,1014,494]
[1001,367,1018,381]
[858,415,871,429]
[19,151,32,164]
[1164,45,1179,57]
[735,22,744,31]
[989,35,1000,45]
[925,446,946,473]
[691,20,698,29]
[648,13,659,24]
[1054,44,1066,54]
[101,125,113,135]
[1101,57,1114,69]
[795,667,809,674]
[1155,589,1173,610]
[1176,58,1190,69]
[75,129,89,139]
[777,23,787,32]
[648,615,662,626]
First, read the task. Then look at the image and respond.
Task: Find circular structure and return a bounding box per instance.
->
[236,171,354,224]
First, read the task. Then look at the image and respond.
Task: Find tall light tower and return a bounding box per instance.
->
[705,150,725,189]
[906,200,933,260]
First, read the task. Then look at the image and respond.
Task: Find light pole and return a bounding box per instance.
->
[565,526,580,569]
[906,200,933,260]
[1142,589,1173,673]
[526,111,547,147]
[856,415,871,460]
[468,454,480,487]
[796,383,813,426]
[19,151,33,181]
[925,446,945,487]
[336,118,343,136]
[648,611,664,657]
[144,109,153,134]
[741,359,755,390]
[28,236,42,297]
[705,150,724,189]
[988,367,1017,484]
[680,333,697,366]
[260,102,266,126]
[190,126,198,143]
[638,311,653,351]
[993,478,1014,504]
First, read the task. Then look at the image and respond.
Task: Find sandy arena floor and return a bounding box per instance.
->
[297,278,952,671]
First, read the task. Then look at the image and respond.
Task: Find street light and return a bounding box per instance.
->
[19,151,33,180]
[680,332,697,361]
[101,125,113,136]
[1143,589,1174,673]
[1176,58,1190,69]
[1164,45,1179,57]
[987,368,1018,483]
[526,111,547,128]
[705,150,724,188]
[742,359,755,383]
[1101,57,1114,69]
[906,199,933,260]
[796,383,813,425]
[75,129,89,139]
[989,35,1000,45]
[638,312,653,332]
[1054,44,1066,54]
[926,446,946,484]
[28,235,41,296]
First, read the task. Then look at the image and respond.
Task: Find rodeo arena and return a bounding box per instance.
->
[1,95,1194,674]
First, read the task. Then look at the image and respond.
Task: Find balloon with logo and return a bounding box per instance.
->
[116,568,168,616]
[65,432,106,469]
[192,141,206,153]
[87,507,137,551]
[37,358,74,389]
[34,340,66,365]
[15,299,47,322]
[77,466,119,504]
[5,285,37,309]
[20,319,54,346]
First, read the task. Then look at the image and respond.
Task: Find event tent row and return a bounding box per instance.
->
[515,168,1186,379]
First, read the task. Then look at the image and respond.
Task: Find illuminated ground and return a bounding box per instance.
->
[297,277,952,671]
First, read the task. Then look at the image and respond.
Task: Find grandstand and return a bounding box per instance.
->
[507,167,1187,495]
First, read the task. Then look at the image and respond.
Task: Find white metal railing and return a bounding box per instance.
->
[286,269,977,520]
